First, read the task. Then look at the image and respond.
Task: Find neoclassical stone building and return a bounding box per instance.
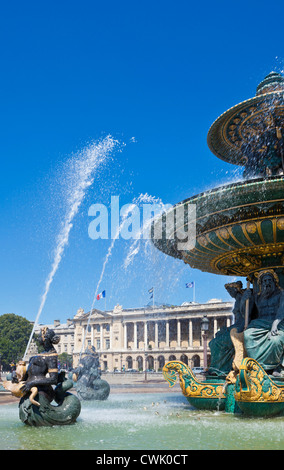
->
[72,300,233,371]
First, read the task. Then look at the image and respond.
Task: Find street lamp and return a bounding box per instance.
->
[201,315,209,371]
[144,351,148,383]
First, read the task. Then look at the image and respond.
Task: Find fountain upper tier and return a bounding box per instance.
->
[151,73,284,284]
[207,72,284,178]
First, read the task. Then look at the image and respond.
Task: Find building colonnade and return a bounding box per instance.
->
[73,303,233,371]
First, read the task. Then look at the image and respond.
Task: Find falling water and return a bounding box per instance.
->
[96,192,189,310]
[79,193,162,353]
[24,136,119,359]
[123,193,169,270]
[80,191,188,355]
[122,193,189,307]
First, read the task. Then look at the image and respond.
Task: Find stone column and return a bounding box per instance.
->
[155,322,159,349]
[100,324,103,350]
[91,325,94,346]
[177,319,181,347]
[81,326,85,350]
[166,321,170,347]
[189,320,193,347]
[214,318,218,337]
[144,321,148,348]
[124,323,127,350]
[134,322,137,350]
[109,323,112,350]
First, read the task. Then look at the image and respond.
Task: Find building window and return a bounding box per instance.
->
[97,325,100,332]
[96,339,100,349]
[106,339,110,350]
[105,324,110,332]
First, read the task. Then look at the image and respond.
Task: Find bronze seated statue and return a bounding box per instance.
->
[209,270,284,379]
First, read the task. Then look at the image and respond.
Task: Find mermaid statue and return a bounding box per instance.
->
[3,327,81,426]
[72,346,110,400]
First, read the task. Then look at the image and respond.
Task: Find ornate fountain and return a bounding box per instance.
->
[152,72,284,417]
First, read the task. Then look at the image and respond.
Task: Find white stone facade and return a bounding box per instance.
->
[26,300,233,371]
[72,300,233,371]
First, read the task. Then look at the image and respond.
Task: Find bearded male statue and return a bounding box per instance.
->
[242,270,284,377]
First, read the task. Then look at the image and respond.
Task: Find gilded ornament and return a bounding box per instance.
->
[197,235,208,246]
[218,228,230,240]
[246,222,257,234]
[235,358,284,404]
[277,217,284,230]
[163,361,226,400]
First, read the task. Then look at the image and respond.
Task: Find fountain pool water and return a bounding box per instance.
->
[1,393,284,450]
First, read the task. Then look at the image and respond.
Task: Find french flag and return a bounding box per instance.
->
[97,290,106,300]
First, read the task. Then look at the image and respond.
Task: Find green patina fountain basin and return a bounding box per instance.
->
[152,175,284,283]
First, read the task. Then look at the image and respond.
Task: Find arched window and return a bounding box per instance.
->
[126,356,133,369]
[137,356,143,370]
[191,355,200,367]
[157,356,165,369]
[180,354,188,365]
[147,355,154,370]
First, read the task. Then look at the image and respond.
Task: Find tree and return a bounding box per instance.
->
[0,314,33,370]
[58,353,73,370]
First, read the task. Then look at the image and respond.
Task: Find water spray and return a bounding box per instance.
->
[23,136,119,360]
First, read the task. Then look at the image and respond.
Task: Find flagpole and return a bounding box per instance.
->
[193,283,196,302]
[148,287,154,307]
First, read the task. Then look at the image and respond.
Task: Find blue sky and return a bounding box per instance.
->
[1,0,284,324]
